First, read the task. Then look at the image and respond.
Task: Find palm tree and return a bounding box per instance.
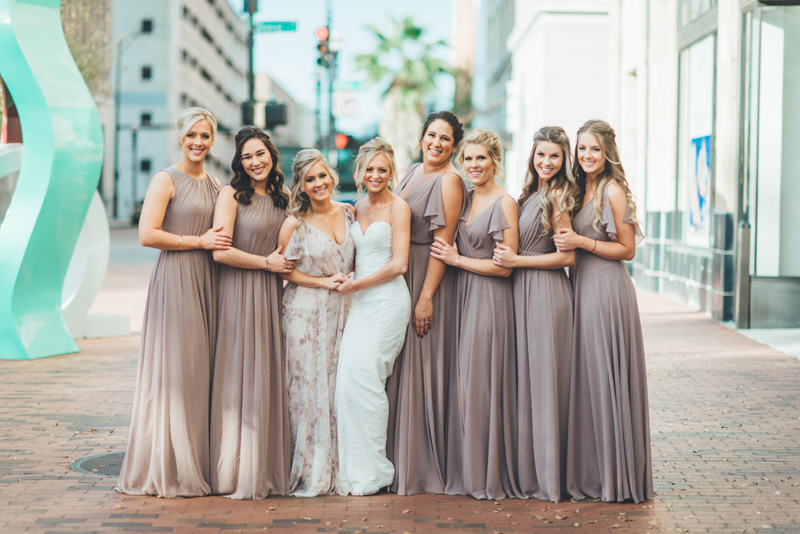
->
[356,16,452,175]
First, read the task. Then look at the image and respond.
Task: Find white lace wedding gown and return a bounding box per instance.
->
[335,220,411,495]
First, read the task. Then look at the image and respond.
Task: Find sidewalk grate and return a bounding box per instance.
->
[70,452,124,477]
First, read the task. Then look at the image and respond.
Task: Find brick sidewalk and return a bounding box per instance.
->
[1,289,800,533]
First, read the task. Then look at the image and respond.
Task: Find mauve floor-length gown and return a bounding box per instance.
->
[386,163,467,495]
[513,190,574,502]
[209,187,290,499]
[566,188,654,503]
[116,167,219,498]
[445,192,521,501]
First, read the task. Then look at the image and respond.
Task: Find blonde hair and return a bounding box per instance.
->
[288,149,339,221]
[519,126,579,235]
[573,119,639,233]
[459,128,504,180]
[353,137,397,196]
[176,107,217,144]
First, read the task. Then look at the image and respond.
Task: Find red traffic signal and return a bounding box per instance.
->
[335,133,349,150]
[315,26,329,41]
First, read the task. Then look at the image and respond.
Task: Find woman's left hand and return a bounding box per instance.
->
[336,274,359,295]
[554,227,581,252]
[492,244,517,268]
[429,237,459,266]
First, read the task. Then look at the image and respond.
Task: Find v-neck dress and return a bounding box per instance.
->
[566,188,653,503]
[282,207,355,497]
[445,192,521,500]
[209,187,290,499]
[116,167,219,498]
[513,190,574,502]
[385,163,468,495]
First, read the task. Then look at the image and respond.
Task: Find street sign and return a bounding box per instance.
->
[255,21,297,33]
[333,90,358,116]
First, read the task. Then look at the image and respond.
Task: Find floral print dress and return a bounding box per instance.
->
[282,208,355,496]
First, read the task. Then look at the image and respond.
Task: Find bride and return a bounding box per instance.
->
[335,138,411,495]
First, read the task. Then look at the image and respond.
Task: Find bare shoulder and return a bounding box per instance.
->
[354,198,367,212]
[500,194,519,218]
[605,181,625,202]
[150,170,174,188]
[218,184,236,199]
[440,171,464,196]
[391,194,411,218]
[280,215,300,234]
[340,202,356,216]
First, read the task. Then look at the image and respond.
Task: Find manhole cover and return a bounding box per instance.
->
[70,452,124,477]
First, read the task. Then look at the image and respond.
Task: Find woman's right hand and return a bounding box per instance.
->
[413,295,434,336]
[267,243,294,273]
[199,225,232,250]
[320,272,348,290]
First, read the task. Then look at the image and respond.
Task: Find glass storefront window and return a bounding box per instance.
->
[677,33,715,247]
[745,6,800,277]
[680,0,718,26]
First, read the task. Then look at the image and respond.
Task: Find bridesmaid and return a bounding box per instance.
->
[209,127,293,499]
[117,107,231,498]
[277,149,355,497]
[430,128,520,500]
[493,126,578,502]
[386,111,467,495]
[554,119,653,503]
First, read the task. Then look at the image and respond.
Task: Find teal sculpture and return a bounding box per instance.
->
[0,0,104,359]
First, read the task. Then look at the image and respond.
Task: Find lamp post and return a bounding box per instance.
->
[112,30,145,219]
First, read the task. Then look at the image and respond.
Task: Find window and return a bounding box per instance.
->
[140,112,152,126]
[140,159,151,172]
[141,19,153,33]
[141,66,152,80]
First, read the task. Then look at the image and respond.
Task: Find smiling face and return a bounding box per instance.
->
[533,140,564,184]
[303,161,334,203]
[462,143,496,187]
[179,119,213,164]
[576,132,606,178]
[240,138,273,187]
[421,119,456,166]
[363,153,392,195]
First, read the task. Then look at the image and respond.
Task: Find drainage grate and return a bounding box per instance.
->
[70,452,124,477]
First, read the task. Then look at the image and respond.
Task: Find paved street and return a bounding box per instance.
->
[1,229,799,533]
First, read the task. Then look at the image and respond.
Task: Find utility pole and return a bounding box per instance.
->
[243,0,258,125]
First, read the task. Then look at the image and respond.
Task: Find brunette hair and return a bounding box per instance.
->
[573,120,639,232]
[288,149,339,221]
[230,126,288,209]
[519,126,579,235]
[353,137,397,195]
[419,110,465,153]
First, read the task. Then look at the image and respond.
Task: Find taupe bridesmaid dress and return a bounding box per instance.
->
[116,167,219,498]
[566,188,653,503]
[514,190,574,502]
[209,187,290,499]
[445,192,521,501]
[386,164,467,495]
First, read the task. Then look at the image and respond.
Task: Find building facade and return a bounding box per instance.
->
[460,0,800,328]
[111,0,248,222]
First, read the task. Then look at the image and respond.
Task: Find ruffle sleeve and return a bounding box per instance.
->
[487,197,512,243]
[601,188,645,244]
[283,222,307,262]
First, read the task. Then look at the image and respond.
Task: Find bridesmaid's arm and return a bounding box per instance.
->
[139,171,232,251]
[413,172,464,336]
[278,216,346,289]
[494,194,575,270]
[337,200,410,295]
[210,187,294,272]
[553,183,635,261]
[431,196,518,278]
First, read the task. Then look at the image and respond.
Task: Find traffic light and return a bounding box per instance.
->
[315,26,330,67]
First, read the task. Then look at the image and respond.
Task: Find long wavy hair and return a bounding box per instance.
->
[354,137,397,196]
[288,149,339,222]
[230,126,288,209]
[573,119,639,232]
[458,128,504,180]
[518,126,579,235]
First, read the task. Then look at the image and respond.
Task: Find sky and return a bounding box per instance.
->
[227,0,454,137]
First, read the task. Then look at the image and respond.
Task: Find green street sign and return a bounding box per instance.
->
[255,21,297,33]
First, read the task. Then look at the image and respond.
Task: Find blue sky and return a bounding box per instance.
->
[228,0,454,136]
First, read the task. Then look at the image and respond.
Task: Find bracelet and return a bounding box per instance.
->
[178,235,183,251]
[590,239,597,252]
[455,255,461,268]
[264,256,270,271]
